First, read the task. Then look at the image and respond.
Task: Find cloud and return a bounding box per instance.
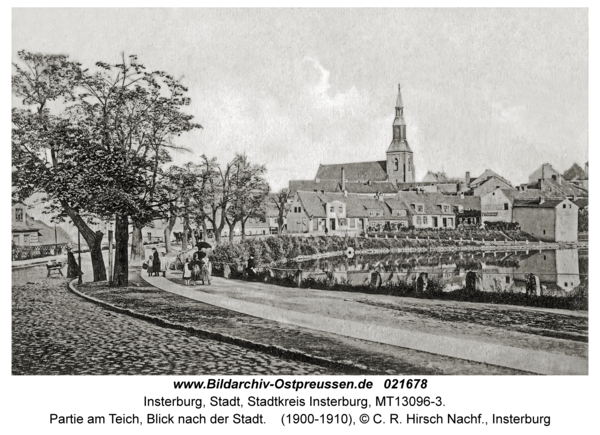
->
[303,57,364,116]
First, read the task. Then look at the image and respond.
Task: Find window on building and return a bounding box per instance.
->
[504,203,509,210]
[563,204,566,209]
[506,276,510,284]
[423,216,428,224]
[417,205,424,212]
[443,205,449,212]
[543,230,546,235]
[15,208,23,222]
[298,207,302,213]
[369,210,374,217]
[330,207,334,213]
[448,218,453,227]
[338,206,343,213]
[416,217,421,225]
[394,158,399,171]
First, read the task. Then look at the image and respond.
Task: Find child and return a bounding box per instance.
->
[146,255,154,277]
[182,258,192,286]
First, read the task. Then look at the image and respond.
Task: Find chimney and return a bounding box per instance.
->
[465,171,470,186]
[341,167,346,191]
[539,196,545,204]
[460,192,465,199]
[378,192,384,202]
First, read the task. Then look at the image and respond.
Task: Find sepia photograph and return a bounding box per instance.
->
[11,7,588,379]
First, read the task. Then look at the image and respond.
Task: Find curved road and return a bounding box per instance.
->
[12,264,331,375]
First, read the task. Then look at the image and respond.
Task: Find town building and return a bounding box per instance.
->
[520,177,588,198]
[287,190,460,235]
[453,196,482,227]
[562,162,589,191]
[480,188,548,223]
[512,198,578,242]
[12,204,41,246]
[528,163,564,184]
[466,169,513,197]
[12,203,71,247]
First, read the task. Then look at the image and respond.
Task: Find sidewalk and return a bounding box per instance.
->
[141,271,587,375]
[12,254,68,269]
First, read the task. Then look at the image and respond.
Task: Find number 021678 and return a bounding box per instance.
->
[383,379,427,389]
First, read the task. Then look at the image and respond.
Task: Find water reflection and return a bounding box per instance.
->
[292,249,586,295]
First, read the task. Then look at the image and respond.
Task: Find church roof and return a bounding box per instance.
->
[315,161,388,182]
[386,139,413,153]
[289,179,340,195]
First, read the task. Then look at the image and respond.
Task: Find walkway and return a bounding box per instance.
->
[142,271,588,375]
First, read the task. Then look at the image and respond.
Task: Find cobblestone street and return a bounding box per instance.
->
[12,266,332,375]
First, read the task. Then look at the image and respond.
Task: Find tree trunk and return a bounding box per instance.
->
[60,200,107,281]
[182,214,189,251]
[228,221,235,243]
[113,213,130,287]
[186,221,196,248]
[278,214,284,236]
[241,219,247,241]
[202,219,208,241]
[164,213,177,253]
[130,225,145,264]
[89,231,106,282]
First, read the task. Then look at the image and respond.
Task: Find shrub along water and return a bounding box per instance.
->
[209,235,587,311]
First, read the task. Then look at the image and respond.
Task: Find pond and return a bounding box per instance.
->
[289,248,588,296]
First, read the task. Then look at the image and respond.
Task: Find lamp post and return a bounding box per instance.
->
[77,228,82,285]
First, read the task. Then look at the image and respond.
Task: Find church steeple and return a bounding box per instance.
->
[386,83,415,184]
[387,83,412,153]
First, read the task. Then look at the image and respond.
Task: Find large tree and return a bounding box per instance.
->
[226,155,270,241]
[272,188,291,235]
[12,51,201,285]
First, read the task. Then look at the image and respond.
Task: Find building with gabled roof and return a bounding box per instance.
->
[480,188,549,223]
[513,198,578,242]
[562,163,588,190]
[287,189,461,234]
[524,177,587,198]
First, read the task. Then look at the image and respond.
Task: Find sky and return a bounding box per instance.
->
[12,8,588,191]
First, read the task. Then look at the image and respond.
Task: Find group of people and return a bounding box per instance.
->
[182,248,211,286]
[145,248,170,278]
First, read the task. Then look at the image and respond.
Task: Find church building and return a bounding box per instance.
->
[289,85,415,195]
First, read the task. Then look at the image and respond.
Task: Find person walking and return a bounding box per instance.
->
[152,248,161,277]
[160,252,170,278]
[146,255,154,277]
[247,255,256,278]
[66,246,82,279]
[198,249,211,285]
[182,258,192,286]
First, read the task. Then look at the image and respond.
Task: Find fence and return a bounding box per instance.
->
[12,243,70,261]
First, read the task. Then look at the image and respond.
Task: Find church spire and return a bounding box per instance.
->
[396,83,403,110]
[386,83,414,184]
[389,83,409,146]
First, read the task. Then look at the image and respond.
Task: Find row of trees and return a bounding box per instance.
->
[11,50,285,286]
